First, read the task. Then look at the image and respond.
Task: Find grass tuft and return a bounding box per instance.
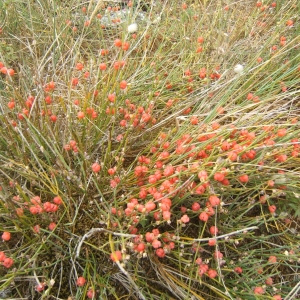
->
[0,0,299,299]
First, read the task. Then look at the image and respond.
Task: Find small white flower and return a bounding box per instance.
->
[234,64,244,74]
[151,16,161,24]
[128,23,138,33]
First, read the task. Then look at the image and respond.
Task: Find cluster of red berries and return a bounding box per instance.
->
[0,61,15,76]
[1,232,14,268]
[0,251,14,268]
[63,140,79,152]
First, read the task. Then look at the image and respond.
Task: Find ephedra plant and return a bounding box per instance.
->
[0,0,299,299]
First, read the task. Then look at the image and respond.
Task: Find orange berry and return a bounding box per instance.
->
[277,128,287,137]
[53,196,62,205]
[197,36,204,43]
[209,195,220,207]
[76,63,84,70]
[84,20,90,27]
[50,115,57,122]
[239,174,249,183]
[268,255,277,263]
[48,222,56,231]
[2,257,14,268]
[156,248,165,258]
[71,77,79,86]
[7,100,15,109]
[268,205,276,214]
[2,231,11,241]
[114,39,122,47]
[120,80,127,89]
[92,163,101,173]
[247,93,254,100]
[199,212,209,222]
[76,276,86,286]
[190,116,199,125]
[234,266,243,274]
[207,269,217,278]
[77,111,85,119]
[0,67,7,74]
[7,68,15,76]
[122,41,130,51]
[254,287,265,294]
[214,172,224,182]
[208,239,216,246]
[182,2,187,9]
[110,250,122,262]
[100,49,109,56]
[99,63,107,71]
[276,154,287,162]
[108,94,116,102]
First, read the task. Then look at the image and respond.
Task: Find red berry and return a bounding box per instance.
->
[214,250,223,259]
[156,248,165,258]
[48,222,56,231]
[209,195,220,207]
[268,205,276,214]
[214,172,225,182]
[208,239,216,246]
[99,63,107,70]
[180,214,190,223]
[191,202,200,211]
[254,286,265,294]
[76,63,84,70]
[77,111,85,119]
[87,289,95,299]
[110,250,122,262]
[76,276,86,286]
[120,80,127,89]
[0,251,6,262]
[239,174,249,183]
[268,255,277,263]
[92,163,101,173]
[136,243,146,252]
[2,257,14,268]
[199,212,209,222]
[207,269,217,278]
[209,226,218,235]
[114,38,122,47]
[53,196,62,205]
[2,231,11,241]
[234,266,243,274]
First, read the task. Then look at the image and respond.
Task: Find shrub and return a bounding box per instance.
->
[0,0,299,299]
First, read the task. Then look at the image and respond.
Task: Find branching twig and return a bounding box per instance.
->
[191,226,258,242]
[285,281,300,300]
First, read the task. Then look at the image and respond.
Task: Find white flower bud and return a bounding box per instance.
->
[234,64,244,74]
[128,23,138,33]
